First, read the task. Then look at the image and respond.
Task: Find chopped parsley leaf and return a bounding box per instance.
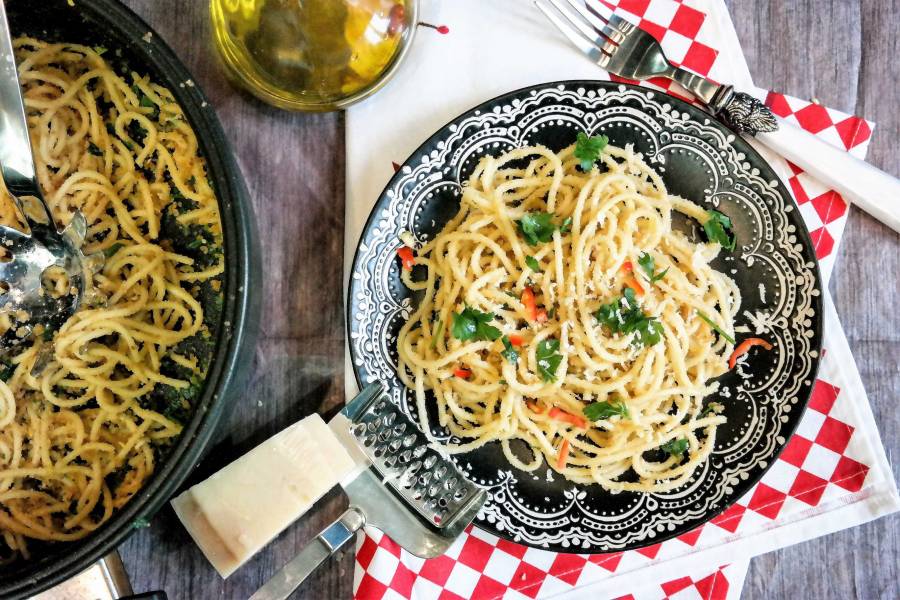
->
[501,336,519,364]
[583,398,629,421]
[661,438,689,458]
[516,212,556,246]
[451,306,501,342]
[594,287,663,347]
[637,252,668,283]
[574,131,609,171]
[87,142,103,156]
[525,256,542,272]
[703,210,736,250]
[536,338,562,382]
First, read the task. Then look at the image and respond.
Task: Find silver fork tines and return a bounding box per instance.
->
[534,0,780,135]
[535,0,673,82]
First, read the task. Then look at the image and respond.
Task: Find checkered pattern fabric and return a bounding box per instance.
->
[354,526,743,600]
[600,0,725,101]
[764,91,874,278]
[354,354,874,599]
[352,1,883,599]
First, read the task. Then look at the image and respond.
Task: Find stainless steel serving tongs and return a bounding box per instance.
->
[0,0,90,344]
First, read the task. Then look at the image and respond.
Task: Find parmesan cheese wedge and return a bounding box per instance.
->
[171,414,357,578]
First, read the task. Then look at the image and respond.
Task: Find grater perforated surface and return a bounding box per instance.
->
[349,396,482,528]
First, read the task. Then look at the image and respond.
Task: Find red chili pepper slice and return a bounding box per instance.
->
[397,246,415,271]
[728,338,773,369]
[453,367,472,379]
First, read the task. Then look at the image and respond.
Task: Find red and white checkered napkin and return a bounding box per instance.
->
[344,1,900,598]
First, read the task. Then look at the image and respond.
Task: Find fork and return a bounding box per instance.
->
[537,0,900,234]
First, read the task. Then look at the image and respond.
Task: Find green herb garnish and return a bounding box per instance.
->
[700,401,724,417]
[501,336,519,364]
[595,287,663,347]
[574,131,609,171]
[451,306,501,342]
[536,338,562,382]
[696,310,736,344]
[92,46,108,55]
[560,216,573,234]
[661,438,689,458]
[637,252,669,283]
[87,142,103,156]
[525,256,542,272]
[104,243,124,258]
[516,212,556,246]
[430,320,444,350]
[583,398,630,421]
[703,210,736,251]
[0,361,15,382]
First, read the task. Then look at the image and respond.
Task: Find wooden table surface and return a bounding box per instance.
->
[114,1,899,598]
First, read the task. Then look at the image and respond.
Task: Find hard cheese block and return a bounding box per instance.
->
[171,413,357,578]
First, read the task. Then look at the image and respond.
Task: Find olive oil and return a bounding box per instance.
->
[210,0,410,110]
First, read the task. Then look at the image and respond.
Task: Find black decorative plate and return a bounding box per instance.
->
[347,81,823,553]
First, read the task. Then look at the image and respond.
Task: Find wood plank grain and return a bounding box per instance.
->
[109,1,899,599]
[726,0,900,599]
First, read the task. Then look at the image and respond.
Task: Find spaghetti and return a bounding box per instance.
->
[396,141,742,493]
[0,38,222,559]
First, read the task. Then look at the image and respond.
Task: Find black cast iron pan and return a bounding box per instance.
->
[0,0,261,597]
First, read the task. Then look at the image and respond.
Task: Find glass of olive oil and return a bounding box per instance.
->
[210,0,417,111]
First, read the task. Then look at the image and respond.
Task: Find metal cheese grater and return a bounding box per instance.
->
[250,383,487,600]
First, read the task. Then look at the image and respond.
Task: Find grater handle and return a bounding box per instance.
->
[249,507,366,600]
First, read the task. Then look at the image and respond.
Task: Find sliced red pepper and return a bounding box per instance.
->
[526,400,544,414]
[556,438,570,469]
[548,407,588,429]
[508,334,524,347]
[521,287,538,321]
[453,367,472,379]
[535,309,548,323]
[625,276,645,296]
[728,338,773,369]
[621,261,633,273]
[397,246,415,271]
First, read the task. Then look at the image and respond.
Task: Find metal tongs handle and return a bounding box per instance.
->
[0,0,52,223]
[249,507,366,600]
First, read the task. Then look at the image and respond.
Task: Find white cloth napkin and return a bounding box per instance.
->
[343,1,898,598]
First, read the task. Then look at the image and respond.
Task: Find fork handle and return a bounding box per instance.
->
[670,63,900,233]
[249,507,366,600]
[756,120,900,234]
